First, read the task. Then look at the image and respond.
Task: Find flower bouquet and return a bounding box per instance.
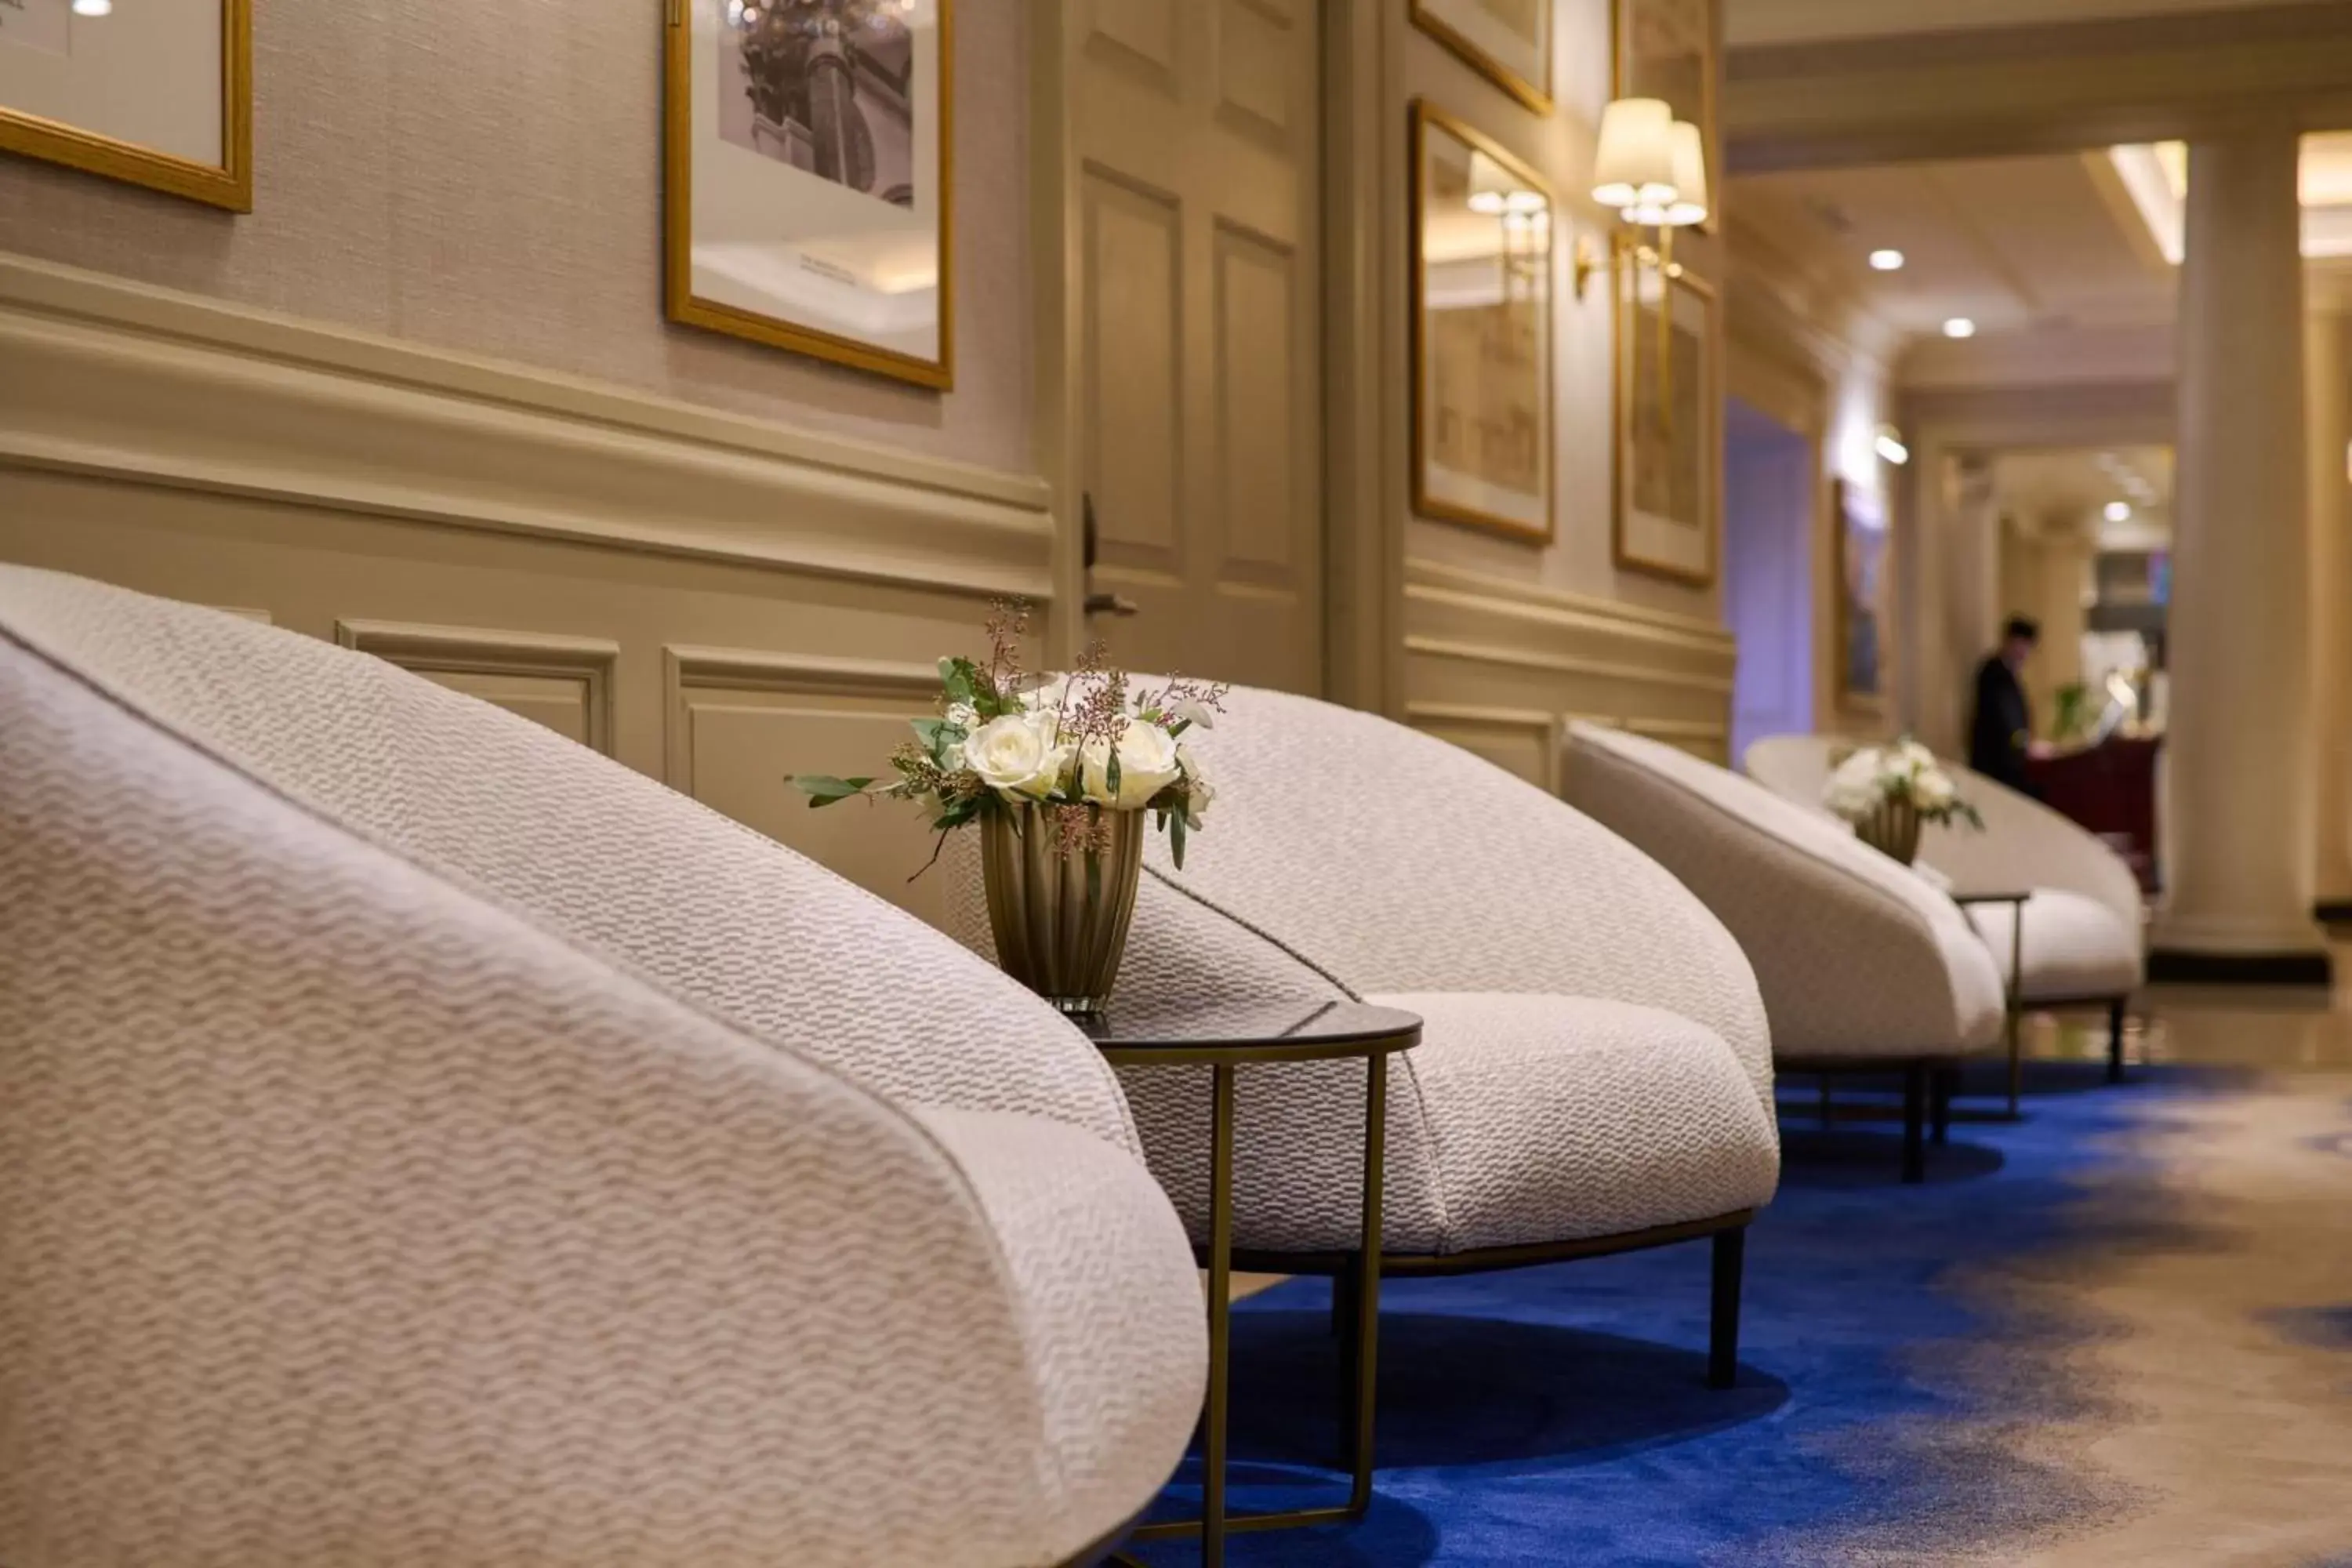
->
[1821,738,1982,866]
[794,602,1222,1014]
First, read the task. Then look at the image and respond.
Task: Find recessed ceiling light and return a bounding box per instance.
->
[1869,249,1905,271]
[2106,501,2133,523]
[1943,318,1977,339]
[71,0,111,13]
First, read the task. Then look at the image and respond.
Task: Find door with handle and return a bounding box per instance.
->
[1060,0,1325,694]
[1081,494,1140,622]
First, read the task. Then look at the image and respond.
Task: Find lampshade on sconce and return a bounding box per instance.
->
[1592,97,1677,212]
[1661,120,1709,227]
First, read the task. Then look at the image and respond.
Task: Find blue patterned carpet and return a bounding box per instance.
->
[1126,1062,2352,1566]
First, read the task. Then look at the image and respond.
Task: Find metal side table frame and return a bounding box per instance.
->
[1952,889,2031,1117]
[1083,1000,1422,1568]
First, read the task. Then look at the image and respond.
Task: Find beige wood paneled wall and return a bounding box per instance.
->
[0,2,1033,473]
[0,253,1047,927]
[1402,557,1739,786]
[1384,5,1738,781]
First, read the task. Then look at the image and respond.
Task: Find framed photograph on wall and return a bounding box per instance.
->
[0,0,250,211]
[1611,236,1718,583]
[1835,478,1890,713]
[1410,0,1552,114]
[665,0,953,390]
[1613,0,1716,232]
[1410,101,1554,543]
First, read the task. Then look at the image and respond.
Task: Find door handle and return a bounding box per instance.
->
[1082,493,1140,618]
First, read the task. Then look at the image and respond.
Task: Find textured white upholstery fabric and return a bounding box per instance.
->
[0,566,1142,1157]
[1744,735,2144,1004]
[951,686,1780,1256]
[1562,724,2004,1061]
[1944,891,2142,1001]
[0,568,1206,1568]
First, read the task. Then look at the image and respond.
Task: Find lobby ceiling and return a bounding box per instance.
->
[1730,136,2352,388]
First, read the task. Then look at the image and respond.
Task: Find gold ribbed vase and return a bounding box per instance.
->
[1855,797,1923,866]
[978,804,1145,1015]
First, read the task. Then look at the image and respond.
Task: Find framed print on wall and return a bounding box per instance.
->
[1410,101,1554,543]
[665,0,953,390]
[0,0,250,211]
[1613,0,1716,232]
[1835,479,1890,713]
[1410,0,1552,114]
[1611,236,1718,584]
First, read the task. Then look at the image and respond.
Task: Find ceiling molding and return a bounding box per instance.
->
[1728,2,2352,172]
[1900,321,2176,391]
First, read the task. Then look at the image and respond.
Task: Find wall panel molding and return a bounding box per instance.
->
[0,253,1054,601]
[1402,559,1737,787]
[661,644,951,923]
[336,619,620,754]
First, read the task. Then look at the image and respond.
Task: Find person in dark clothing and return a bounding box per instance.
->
[1969,615,2042,793]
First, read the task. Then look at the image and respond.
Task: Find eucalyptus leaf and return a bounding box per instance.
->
[793,775,876,808]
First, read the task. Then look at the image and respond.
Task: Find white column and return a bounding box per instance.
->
[2307,293,2352,909]
[2153,125,2326,971]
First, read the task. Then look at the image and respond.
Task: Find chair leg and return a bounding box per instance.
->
[1901,1064,1928,1185]
[1930,1067,1954,1145]
[2107,998,2128,1084]
[1709,1226,1745,1390]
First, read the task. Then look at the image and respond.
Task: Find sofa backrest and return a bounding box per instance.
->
[1138,684,1775,1103]
[0,566,1139,1155]
[1565,724,2004,1057]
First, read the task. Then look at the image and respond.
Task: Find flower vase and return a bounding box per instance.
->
[1855,797,1923,866]
[978,804,1145,1015]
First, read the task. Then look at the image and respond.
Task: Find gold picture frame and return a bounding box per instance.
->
[1410,100,1555,544]
[1834,478,1890,714]
[0,0,252,212]
[1612,0,1717,234]
[1610,234,1719,585]
[664,0,955,390]
[1410,0,1552,115]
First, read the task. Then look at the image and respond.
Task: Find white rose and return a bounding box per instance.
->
[1081,717,1185,810]
[966,713,1072,800]
[1915,770,1956,811]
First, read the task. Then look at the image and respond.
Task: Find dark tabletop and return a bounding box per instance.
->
[1077,997,1422,1065]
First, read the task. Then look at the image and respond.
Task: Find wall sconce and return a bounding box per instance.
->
[1875,426,1911,466]
[1592,97,1710,418]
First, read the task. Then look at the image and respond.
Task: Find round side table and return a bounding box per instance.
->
[1079,997,1421,1568]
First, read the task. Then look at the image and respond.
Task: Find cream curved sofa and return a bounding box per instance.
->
[1559,724,2005,1182]
[0,566,1206,1568]
[1744,735,2143,1082]
[956,685,1782,1392]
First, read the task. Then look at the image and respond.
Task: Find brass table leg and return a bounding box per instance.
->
[1123,1054,1389,1559]
[1347,1051,1386,1515]
[1203,1062,1235,1567]
[2005,906,2024,1118]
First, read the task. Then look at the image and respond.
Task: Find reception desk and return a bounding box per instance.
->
[2025,735,2163,893]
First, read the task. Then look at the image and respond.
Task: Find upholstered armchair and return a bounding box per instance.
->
[1744,735,2143,1080]
[953,685,1782,1391]
[0,567,1205,1568]
[1559,724,2005,1182]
